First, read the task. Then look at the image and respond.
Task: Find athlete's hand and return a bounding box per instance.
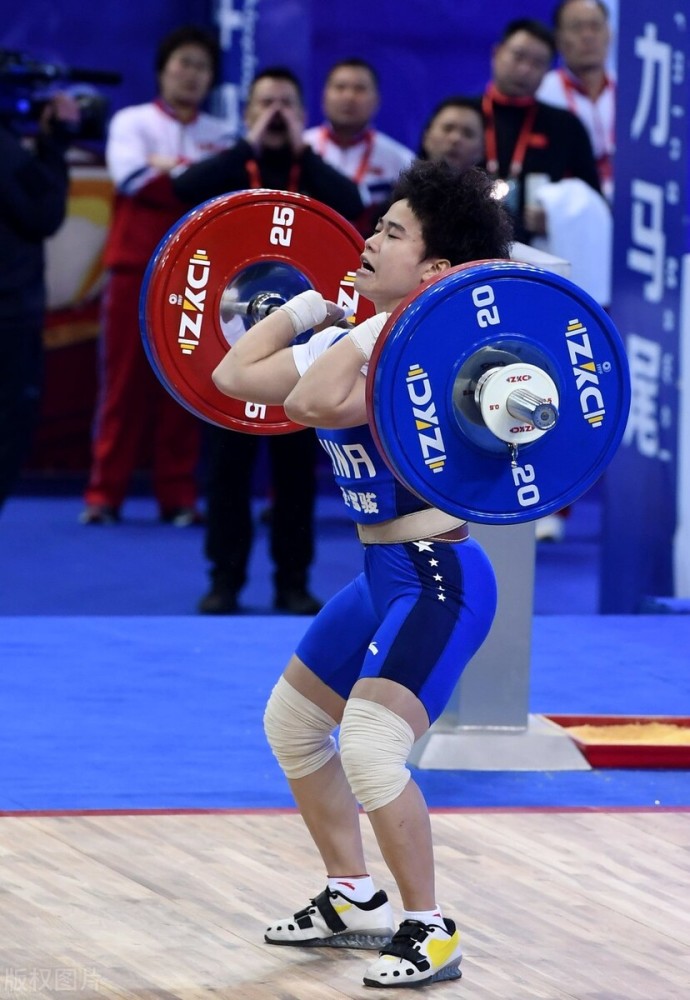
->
[280,290,350,335]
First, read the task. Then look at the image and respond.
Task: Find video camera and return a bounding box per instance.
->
[0,49,122,141]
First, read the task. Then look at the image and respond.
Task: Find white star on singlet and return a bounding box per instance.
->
[414,540,434,552]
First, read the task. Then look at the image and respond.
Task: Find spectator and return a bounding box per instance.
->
[0,92,79,512]
[536,1,616,544]
[172,67,365,615]
[417,97,484,172]
[303,58,414,235]
[480,17,601,245]
[537,0,615,203]
[483,17,610,544]
[80,25,233,526]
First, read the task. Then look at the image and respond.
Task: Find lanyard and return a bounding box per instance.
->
[245,158,302,192]
[558,68,615,172]
[482,85,539,179]
[319,125,375,184]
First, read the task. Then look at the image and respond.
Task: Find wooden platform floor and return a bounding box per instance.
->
[1,810,689,999]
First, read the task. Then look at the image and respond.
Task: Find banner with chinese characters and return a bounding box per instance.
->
[601,6,688,612]
[209,0,311,134]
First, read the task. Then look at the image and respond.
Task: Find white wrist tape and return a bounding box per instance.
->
[348,312,389,362]
[279,290,329,335]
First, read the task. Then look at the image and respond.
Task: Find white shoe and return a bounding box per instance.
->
[363,917,462,988]
[535,513,566,543]
[265,887,394,949]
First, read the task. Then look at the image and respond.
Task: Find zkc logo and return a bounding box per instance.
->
[405,364,447,473]
[168,249,211,355]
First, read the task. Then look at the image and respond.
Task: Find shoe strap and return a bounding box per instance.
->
[295,889,348,934]
[383,920,431,962]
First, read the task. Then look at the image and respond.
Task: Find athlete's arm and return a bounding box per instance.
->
[212,310,303,406]
[284,313,388,429]
[212,290,346,407]
[285,334,367,428]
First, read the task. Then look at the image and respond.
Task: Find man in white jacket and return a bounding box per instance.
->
[304,58,414,236]
[537,0,615,204]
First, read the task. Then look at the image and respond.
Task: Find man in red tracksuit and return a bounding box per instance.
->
[81,25,233,525]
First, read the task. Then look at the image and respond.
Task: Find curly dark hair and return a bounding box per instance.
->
[391,160,514,264]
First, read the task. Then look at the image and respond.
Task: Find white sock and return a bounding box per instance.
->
[327,874,376,902]
[403,906,445,929]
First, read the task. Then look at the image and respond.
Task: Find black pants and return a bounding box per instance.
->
[203,424,318,593]
[0,316,43,511]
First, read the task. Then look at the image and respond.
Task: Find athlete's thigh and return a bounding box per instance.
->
[359,538,498,723]
[295,571,379,701]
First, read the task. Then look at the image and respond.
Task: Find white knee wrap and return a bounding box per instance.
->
[339,698,415,813]
[263,676,338,779]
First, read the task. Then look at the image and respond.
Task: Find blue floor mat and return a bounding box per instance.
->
[2,616,688,812]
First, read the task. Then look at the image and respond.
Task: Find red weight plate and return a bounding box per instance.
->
[142,189,373,433]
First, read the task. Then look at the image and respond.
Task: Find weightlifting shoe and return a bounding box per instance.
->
[79,504,120,525]
[363,917,462,988]
[274,587,322,615]
[265,887,394,949]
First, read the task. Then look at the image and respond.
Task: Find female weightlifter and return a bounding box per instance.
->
[213,160,513,988]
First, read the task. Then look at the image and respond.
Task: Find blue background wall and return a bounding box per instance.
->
[2,0,558,151]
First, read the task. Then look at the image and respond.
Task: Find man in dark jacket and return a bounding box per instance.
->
[481,17,601,244]
[173,67,365,615]
[0,92,78,510]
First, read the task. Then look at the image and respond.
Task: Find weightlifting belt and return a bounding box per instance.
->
[356,508,469,545]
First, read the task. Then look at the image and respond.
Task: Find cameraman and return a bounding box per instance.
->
[0,91,79,512]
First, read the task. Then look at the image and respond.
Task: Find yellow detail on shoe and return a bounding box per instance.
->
[333,902,353,914]
[427,930,460,967]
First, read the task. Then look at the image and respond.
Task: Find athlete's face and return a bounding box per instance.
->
[355,200,449,314]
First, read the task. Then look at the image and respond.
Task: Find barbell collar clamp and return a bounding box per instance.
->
[220,290,286,323]
[473,362,560,445]
[506,387,559,430]
[221,287,355,330]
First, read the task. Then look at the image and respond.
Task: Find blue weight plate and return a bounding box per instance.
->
[367,261,631,524]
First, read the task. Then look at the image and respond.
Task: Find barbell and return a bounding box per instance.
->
[140,190,631,525]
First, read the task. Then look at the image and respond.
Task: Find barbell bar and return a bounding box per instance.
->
[141,191,631,525]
